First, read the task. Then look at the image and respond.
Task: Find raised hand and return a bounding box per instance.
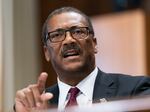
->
[15,72,53,112]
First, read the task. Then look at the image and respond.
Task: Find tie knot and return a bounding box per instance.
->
[68,87,80,97]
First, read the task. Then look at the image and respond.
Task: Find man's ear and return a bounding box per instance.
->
[93,37,98,53]
[43,45,51,62]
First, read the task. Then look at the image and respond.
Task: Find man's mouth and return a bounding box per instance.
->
[63,49,80,58]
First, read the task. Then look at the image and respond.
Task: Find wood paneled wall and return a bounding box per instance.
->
[92,10,147,75]
[145,12,150,74]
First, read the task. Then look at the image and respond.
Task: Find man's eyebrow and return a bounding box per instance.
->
[48,25,88,33]
[48,28,64,33]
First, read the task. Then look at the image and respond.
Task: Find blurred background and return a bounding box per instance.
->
[0,0,150,111]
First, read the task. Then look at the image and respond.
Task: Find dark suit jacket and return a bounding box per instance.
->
[45,69,150,106]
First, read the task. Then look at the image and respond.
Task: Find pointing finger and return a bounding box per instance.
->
[37,72,48,94]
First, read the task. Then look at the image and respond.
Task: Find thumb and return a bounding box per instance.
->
[41,93,53,108]
[41,93,53,101]
[36,93,53,110]
[41,93,53,109]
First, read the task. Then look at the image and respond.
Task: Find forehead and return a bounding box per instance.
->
[47,12,88,31]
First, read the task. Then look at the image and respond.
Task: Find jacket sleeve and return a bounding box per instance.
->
[132,76,150,96]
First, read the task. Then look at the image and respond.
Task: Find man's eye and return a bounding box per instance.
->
[73,29,84,34]
[50,32,62,39]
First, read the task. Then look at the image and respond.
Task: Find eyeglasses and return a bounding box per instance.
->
[46,26,91,43]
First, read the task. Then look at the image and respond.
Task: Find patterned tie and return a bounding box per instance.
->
[66,87,80,107]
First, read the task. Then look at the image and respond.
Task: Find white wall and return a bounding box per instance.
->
[2,0,14,111]
[1,0,40,111]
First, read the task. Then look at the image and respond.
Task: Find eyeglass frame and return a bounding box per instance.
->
[45,26,93,43]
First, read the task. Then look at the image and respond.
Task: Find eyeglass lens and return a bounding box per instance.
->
[47,27,89,43]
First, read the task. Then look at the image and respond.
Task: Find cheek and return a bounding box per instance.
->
[84,39,95,52]
[48,44,62,58]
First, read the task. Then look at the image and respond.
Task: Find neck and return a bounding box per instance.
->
[58,66,96,86]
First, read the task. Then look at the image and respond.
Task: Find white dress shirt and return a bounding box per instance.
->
[57,67,98,111]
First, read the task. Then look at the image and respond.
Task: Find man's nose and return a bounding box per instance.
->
[63,31,76,44]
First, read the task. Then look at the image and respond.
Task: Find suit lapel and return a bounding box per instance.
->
[45,84,59,106]
[93,69,117,103]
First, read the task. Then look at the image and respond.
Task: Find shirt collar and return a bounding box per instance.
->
[57,67,98,101]
[76,67,98,100]
[57,78,71,108]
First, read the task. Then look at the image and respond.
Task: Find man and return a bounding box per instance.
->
[14,7,150,112]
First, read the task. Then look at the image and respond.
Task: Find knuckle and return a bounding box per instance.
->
[28,84,37,89]
[16,89,24,96]
[28,84,34,88]
[16,91,22,99]
[16,90,26,100]
[16,90,22,95]
[24,88,31,94]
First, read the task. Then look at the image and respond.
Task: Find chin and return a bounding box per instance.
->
[63,62,84,72]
